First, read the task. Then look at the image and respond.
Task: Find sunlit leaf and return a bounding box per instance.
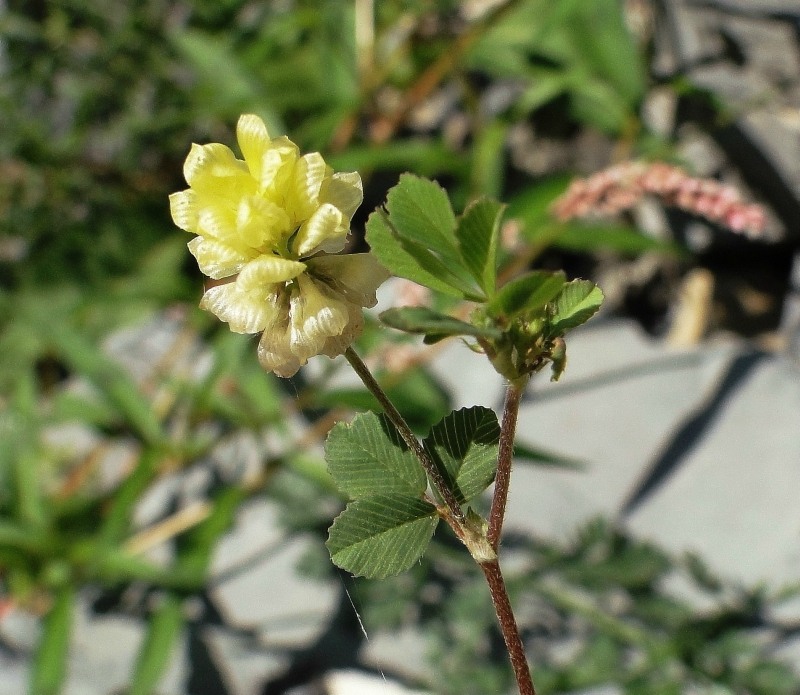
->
[366,210,466,298]
[380,307,501,342]
[327,495,438,579]
[488,271,567,320]
[326,412,426,498]
[548,280,604,335]
[456,198,503,295]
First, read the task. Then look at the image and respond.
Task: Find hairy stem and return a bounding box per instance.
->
[344,347,466,523]
[481,559,536,695]
[488,376,528,549]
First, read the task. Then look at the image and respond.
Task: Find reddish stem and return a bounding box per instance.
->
[487,377,527,549]
[481,559,536,695]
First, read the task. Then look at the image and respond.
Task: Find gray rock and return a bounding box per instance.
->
[209,500,338,648]
[626,352,800,586]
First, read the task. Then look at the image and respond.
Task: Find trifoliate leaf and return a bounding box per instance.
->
[385,174,459,265]
[366,175,485,299]
[548,280,604,335]
[455,198,503,295]
[380,307,502,343]
[366,210,465,297]
[487,270,566,320]
[325,412,426,498]
[327,495,438,579]
[423,407,500,504]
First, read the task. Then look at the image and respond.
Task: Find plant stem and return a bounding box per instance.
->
[481,559,536,695]
[344,347,466,523]
[487,376,528,550]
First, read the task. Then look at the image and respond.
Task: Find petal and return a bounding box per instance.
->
[257,297,304,377]
[200,282,280,334]
[319,171,363,221]
[197,206,237,242]
[289,275,350,361]
[258,136,299,193]
[286,152,329,222]
[307,253,389,307]
[293,203,345,257]
[236,114,270,182]
[236,195,291,248]
[258,328,303,378]
[183,143,251,194]
[169,190,199,233]
[320,302,364,359]
[235,255,306,292]
[187,236,253,279]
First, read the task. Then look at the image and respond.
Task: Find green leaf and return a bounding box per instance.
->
[548,280,604,335]
[50,327,163,445]
[488,271,566,320]
[327,495,438,579]
[455,198,503,295]
[424,407,500,504]
[366,210,466,298]
[325,412,426,498]
[367,175,484,299]
[30,584,74,695]
[385,174,459,265]
[129,594,184,695]
[380,307,502,343]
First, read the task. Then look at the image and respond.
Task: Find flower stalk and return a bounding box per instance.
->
[344,347,466,525]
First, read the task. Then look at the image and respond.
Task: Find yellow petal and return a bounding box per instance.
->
[200,282,280,334]
[183,143,250,195]
[293,203,345,257]
[197,206,237,242]
[286,152,328,222]
[169,190,198,233]
[258,137,299,193]
[236,255,306,292]
[289,275,349,361]
[319,171,363,221]
[307,253,389,307]
[187,237,253,279]
[236,114,270,183]
[236,195,291,248]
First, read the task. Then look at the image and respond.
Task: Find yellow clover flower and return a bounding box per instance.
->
[170,114,389,377]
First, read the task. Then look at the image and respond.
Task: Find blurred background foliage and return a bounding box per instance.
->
[0,0,796,693]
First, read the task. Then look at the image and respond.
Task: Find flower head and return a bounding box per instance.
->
[170,114,389,376]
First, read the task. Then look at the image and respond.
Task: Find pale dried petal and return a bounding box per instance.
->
[236,255,306,291]
[187,237,252,279]
[320,302,364,359]
[319,171,363,221]
[257,296,303,376]
[200,282,280,334]
[293,203,345,257]
[169,190,199,233]
[289,275,350,361]
[307,253,389,307]
[237,114,270,183]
